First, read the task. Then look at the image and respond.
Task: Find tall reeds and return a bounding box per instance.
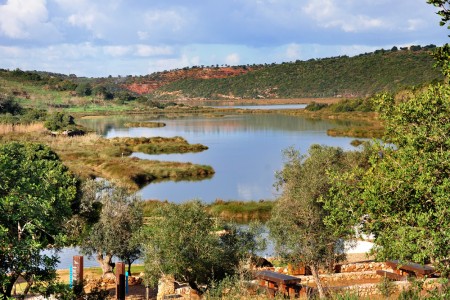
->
[0,123,45,135]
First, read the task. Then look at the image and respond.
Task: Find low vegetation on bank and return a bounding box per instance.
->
[0,129,214,190]
[141,199,275,222]
[123,121,166,128]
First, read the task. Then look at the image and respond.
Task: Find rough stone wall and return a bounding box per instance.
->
[157,275,175,300]
[340,262,387,273]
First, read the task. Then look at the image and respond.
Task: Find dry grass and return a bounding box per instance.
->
[0,122,45,135]
[0,130,214,191]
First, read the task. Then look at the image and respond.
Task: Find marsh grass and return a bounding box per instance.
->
[0,122,45,134]
[207,200,275,222]
[0,129,214,190]
[124,121,166,128]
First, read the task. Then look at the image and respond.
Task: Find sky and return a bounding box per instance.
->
[0,0,448,78]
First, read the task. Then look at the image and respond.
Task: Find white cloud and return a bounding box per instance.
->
[0,0,51,38]
[103,46,131,57]
[225,53,240,65]
[137,31,149,41]
[149,54,201,73]
[135,45,173,57]
[302,0,385,32]
[285,44,300,60]
[407,19,425,31]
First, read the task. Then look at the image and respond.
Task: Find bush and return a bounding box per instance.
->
[75,82,92,96]
[0,94,23,115]
[44,112,75,131]
[329,98,374,112]
[305,101,328,111]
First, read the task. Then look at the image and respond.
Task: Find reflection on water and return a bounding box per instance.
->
[210,104,307,110]
[79,113,361,203]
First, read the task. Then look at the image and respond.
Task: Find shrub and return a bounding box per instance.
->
[44,112,75,131]
[0,94,23,115]
[305,101,328,111]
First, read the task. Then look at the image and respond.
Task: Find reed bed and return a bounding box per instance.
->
[0,123,45,135]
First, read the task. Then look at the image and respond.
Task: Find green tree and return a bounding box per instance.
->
[0,94,22,115]
[324,0,450,276]
[74,82,92,97]
[80,180,143,277]
[327,88,450,273]
[427,0,450,28]
[143,200,263,294]
[44,112,75,131]
[0,142,78,298]
[268,145,367,299]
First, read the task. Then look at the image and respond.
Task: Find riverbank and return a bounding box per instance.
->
[142,199,275,222]
[0,128,214,190]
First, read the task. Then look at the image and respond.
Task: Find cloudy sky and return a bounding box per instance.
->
[0,0,448,77]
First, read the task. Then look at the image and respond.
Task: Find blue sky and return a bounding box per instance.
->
[0,0,448,77]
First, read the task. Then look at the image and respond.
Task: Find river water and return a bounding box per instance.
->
[61,109,366,269]
[79,110,360,203]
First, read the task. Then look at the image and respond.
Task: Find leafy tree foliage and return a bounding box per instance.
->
[327,87,450,273]
[428,0,450,28]
[0,94,22,115]
[268,145,367,298]
[324,0,450,276]
[44,112,75,131]
[0,142,78,298]
[80,180,143,276]
[75,82,92,97]
[143,201,264,294]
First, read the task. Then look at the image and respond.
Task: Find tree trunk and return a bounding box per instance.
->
[97,252,114,277]
[310,264,326,299]
[3,274,18,298]
[127,262,132,275]
[188,281,204,296]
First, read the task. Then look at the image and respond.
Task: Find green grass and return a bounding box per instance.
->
[207,200,275,222]
[0,130,214,191]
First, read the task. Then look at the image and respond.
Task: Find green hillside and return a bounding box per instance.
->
[155,48,443,99]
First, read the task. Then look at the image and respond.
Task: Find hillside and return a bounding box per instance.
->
[0,47,443,111]
[147,48,442,100]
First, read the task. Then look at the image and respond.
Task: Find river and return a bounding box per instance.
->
[79,110,361,203]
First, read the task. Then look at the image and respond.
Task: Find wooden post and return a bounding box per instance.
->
[72,256,84,286]
[116,262,125,300]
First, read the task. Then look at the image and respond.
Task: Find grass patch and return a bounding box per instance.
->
[141,199,274,222]
[0,129,214,190]
[124,121,166,128]
[207,199,275,222]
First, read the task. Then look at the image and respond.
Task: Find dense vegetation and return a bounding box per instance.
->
[0,46,443,111]
[155,48,442,100]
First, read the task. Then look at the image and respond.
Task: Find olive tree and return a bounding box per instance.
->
[0,142,79,298]
[324,0,450,276]
[80,179,143,277]
[143,200,263,295]
[268,145,366,299]
[325,87,450,274]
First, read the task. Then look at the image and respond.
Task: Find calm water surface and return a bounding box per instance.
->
[79,112,359,203]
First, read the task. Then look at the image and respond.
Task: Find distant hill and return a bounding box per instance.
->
[0,46,444,110]
[139,48,443,100]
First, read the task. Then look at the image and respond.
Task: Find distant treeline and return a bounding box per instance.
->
[154,46,442,99]
[1,45,443,102]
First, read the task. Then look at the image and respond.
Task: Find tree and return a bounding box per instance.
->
[143,200,263,294]
[44,112,75,131]
[324,0,450,276]
[74,82,92,97]
[327,87,450,273]
[268,145,366,299]
[0,94,22,115]
[427,0,450,28]
[80,180,143,277]
[0,142,78,298]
